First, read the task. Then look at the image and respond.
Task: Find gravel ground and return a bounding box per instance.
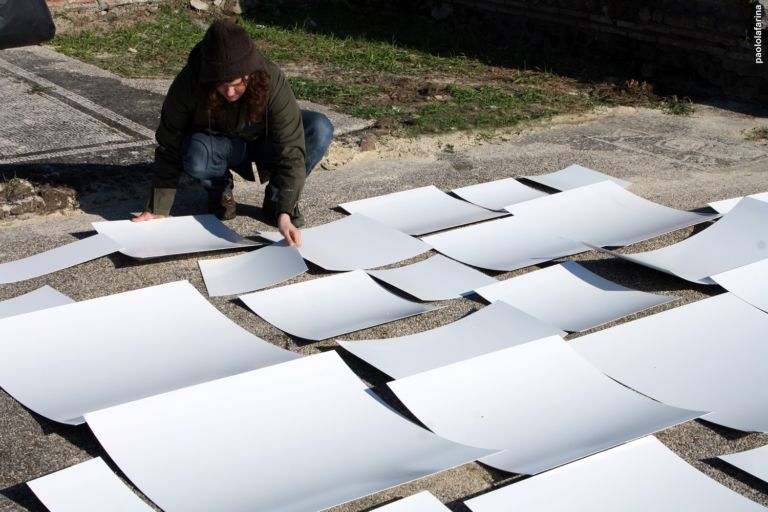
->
[0,46,767,511]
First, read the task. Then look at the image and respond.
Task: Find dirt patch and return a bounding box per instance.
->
[321,106,616,172]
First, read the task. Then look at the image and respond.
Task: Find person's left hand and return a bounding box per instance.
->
[277,212,301,247]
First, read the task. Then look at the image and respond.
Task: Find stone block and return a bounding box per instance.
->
[41,186,78,212]
[3,179,35,202]
[8,196,44,215]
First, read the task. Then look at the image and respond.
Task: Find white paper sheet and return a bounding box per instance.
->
[338,185,505,235]
[464,437,767,512]
[709,259,768,313]
[719,444,768,484]
[0,233,120,284]
[523,164,631,191]
[339,301,564,379]
[573,292,768,432]
[505,180,715,247]
[258,214,431,271]
[240,270,439,341]
[198,241,308,296]
[373,491,450,511]
[474,261,677,332]
[85,352,493,512]
[0,286,74,319]
[708,192,768,214]
[27,457,154,512]
[451,178,546,211]
[422,216,586,272]
[589,196,768,284]
[92,215,256,259]
[367,255,497,301]
[389,336,702,475]
[0,281,298,424]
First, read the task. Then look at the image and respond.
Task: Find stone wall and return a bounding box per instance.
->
[446,0,767,102]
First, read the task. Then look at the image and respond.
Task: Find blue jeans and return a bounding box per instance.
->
[182,110,334,199]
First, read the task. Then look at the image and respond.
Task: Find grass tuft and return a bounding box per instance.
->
[745,126,768,141]
[659,95,695,116]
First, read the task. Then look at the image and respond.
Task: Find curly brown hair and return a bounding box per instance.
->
[205,69,271,124]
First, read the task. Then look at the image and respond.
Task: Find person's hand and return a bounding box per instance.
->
[277,212,301,247]
[131,211,165,222]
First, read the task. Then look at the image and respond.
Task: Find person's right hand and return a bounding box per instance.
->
[131,211,165,222]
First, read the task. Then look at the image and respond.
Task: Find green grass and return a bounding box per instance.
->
[659,95,695,116]
[746,126,768,141]
[52,6,207,77]
[49,2,629,135]
[403,85,561,133]
[52,4,483,79]
[240,18,477,76]
[287,78,384,105]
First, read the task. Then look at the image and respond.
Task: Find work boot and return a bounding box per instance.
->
[208,190,237,220]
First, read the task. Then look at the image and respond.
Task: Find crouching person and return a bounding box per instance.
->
[133,19,333,246]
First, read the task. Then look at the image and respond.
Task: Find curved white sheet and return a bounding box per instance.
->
[240,270,439,341]
[389,336,702,475]
[474,261,677,332]
[464,437,767,512]
[28,458,153,512]
[93,215,256,259]
[0,281,298,424]
[523,164,631,191]
[573,292,768,432]
[587,196,768,284]
[451,178,546,211]
[198,241,308,296]
[373,491,450,511]
[367,255,497,301]
[85,352,493,512]
[710,259,768,313]
[708,192,768,214]
[422,216,586,272]
[258,214,431,271]
[339,301,564,379]
[0,285,74,319]
[339,185,505,235]
[505,180,715,247]
[719,444,768,484]
[0,233,120,284]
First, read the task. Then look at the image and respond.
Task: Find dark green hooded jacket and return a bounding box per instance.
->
[148,42,306,216]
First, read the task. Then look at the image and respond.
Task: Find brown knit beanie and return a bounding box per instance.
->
[198,20,264,83]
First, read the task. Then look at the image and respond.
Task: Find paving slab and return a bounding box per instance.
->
[0,46,767,512]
